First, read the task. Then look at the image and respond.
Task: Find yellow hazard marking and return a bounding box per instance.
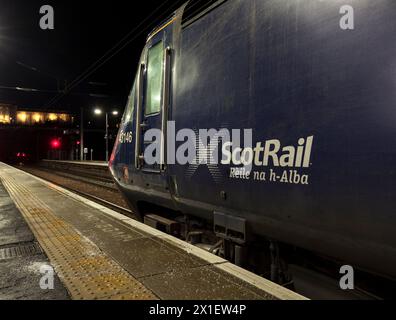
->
[1,172,157,300]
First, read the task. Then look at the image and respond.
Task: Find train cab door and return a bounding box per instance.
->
[135,24,172,173]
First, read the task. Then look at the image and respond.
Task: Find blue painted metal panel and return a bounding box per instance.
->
[111,0,396,279]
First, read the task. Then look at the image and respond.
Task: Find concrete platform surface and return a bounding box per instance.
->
[0,162,306,300]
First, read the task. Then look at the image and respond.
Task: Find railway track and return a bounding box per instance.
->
[37,167,117,190]
[17,161,131,216]
[59,185,133,217]
[37,160,116,190]
[21,166,132,216]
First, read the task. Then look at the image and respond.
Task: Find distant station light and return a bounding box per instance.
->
[17,112,27,123]
[48,113,58,121]
[14,111,72,126]
[33,113,43,123]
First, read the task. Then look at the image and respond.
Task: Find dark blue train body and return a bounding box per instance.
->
[110,0,396,281]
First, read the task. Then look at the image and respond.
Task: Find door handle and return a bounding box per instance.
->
[160,46,172,171]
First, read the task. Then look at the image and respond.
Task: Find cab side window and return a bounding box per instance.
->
[124,80,136,123]
[145,41,164,115]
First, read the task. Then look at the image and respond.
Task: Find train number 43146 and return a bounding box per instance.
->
[119,131,133,144]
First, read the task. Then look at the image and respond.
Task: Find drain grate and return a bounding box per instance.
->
[0,242,43,260]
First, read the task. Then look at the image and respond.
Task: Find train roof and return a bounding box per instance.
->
[146,0,227,41]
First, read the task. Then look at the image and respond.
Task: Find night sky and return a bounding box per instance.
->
[0,0,188,161]
[0,0,187,113]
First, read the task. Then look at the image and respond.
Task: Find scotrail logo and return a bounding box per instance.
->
[136,121,314,185]
[221,136,314,168]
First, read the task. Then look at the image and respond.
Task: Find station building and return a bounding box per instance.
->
[0,103,77,162]
[0,103,74,126]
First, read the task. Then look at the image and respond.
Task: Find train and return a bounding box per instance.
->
[109,0,396,298]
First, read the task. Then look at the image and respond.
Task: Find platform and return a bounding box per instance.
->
[0,162,306,300]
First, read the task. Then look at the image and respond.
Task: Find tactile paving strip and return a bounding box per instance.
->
[1,173,157,300]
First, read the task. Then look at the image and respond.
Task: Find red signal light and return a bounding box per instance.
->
[76,141,81,145]
[51,139,61,149]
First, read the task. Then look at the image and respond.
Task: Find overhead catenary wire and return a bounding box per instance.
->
[0,84,109,97]
[44,0,185,109]
[182,0,223,24]
[182,0,211,22]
